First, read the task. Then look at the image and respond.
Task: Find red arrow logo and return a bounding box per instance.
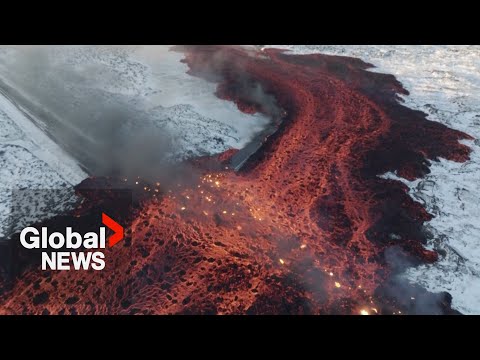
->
[102,213,124,248]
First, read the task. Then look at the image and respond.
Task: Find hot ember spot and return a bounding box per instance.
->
[0,46,472,315]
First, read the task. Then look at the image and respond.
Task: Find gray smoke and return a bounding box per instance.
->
[174,45,283,120]
[383,246,453,315]
[0,46,183,184]
[239,81,283,119]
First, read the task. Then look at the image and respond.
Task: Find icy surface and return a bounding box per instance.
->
[271,45,480,314]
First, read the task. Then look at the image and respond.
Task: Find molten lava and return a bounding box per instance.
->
[0,46,473,315]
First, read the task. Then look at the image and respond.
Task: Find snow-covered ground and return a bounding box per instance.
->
[0,89,86,238]
[271,45,480,314]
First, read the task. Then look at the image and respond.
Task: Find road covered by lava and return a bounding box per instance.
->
[0,46,473,315]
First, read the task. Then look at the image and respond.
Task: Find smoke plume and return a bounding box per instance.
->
[0,46,184,184]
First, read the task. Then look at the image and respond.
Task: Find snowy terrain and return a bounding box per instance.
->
[271,45,480,314]
[0,90,85,238]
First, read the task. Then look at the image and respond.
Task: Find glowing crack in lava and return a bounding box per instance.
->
[0,46,473,315]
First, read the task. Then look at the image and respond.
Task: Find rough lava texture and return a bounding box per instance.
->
[0,46,473,315]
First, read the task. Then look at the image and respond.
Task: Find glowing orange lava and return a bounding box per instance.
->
[0,46,471,315]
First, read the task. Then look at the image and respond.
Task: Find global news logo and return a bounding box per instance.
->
[19,213,124,271]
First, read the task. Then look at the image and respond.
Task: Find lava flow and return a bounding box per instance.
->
[0,46,473,315]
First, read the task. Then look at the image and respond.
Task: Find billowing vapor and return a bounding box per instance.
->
[0,46,184,184]
[0,45,277,185]
[382,246,452,315]
[173,45,283,120]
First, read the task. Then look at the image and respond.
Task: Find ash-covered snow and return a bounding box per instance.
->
[270,45,480,314]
